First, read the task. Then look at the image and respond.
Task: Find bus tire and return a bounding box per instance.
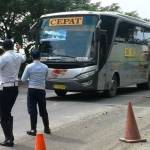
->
[137,77,150,90]
[137,81,150,90]
[104,75,118,97]
[137,83,145,89]
[55,90,67,97]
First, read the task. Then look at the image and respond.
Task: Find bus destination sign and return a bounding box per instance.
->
[49,17,83,26]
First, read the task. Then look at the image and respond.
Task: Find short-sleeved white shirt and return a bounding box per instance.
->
[0,50,26,84]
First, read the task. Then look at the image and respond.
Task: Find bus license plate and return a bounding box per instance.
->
[53,84,66,90]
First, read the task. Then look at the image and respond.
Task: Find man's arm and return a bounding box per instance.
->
[0,55,7,70]
[45,66,49,79]
[18,53,26,63]
[21,65,29,82]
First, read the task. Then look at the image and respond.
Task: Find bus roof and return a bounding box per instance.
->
[41,11,150,28]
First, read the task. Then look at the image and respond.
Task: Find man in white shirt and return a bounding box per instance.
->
[15,42,25,55]
[21,49,51,136]
[0,39,26,147]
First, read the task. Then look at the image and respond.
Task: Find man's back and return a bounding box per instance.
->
[21,61,48,90]
[0,50,25,83]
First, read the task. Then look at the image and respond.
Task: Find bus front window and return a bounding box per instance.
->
[39,15,98,61]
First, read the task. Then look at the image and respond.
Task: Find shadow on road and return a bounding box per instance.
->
[46,86,147,102]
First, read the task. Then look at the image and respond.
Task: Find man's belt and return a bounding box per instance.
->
[2,81,18,87]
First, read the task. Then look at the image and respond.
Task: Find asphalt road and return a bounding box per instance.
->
[1,84,150,149]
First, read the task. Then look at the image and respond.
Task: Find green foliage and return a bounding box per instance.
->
[100,3,121,12]
[124,11,139,18]
[0,0,99,41]
[0,0,149,43]
[0,0,26,39]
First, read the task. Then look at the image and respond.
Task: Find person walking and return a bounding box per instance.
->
[14,42,26,78]
[15,42,25,55]
[21,49,51,136]
[0,39,26,147]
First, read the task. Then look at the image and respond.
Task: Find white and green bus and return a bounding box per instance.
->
[30,11,150,97]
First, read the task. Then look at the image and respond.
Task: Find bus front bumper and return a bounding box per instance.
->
[46,79,96,92]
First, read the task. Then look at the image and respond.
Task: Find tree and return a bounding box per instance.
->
[97,3,140,18]
[66,0,99,11]
[0,0,99,41]
[0,0,27,40]
[124,11,139,18]
[100,3,121,12]
[0,0,149,43]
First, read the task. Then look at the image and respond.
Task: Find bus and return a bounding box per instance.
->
[30,11,150,97]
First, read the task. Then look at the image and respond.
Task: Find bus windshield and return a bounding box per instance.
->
[39,15,98,62]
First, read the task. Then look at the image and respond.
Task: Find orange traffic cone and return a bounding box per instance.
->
[120,102,146,143]
[35,133,46,150]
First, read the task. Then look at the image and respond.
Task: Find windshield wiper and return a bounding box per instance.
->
[46,54,75,62]
[50,53,75,59]
[56,54,75,58]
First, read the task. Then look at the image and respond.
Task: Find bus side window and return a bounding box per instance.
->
[115,22,128,43]
[144,28,150,45]
[143,28,150,60]
[127,29,134,43]
[133,27,144,44]
[100,31,108,60]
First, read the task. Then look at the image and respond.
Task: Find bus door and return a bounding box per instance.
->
[108,36,132,87]
[97,30,108,90]
[96,15,117,90]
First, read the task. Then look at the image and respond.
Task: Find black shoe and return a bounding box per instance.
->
[26,130,36,136]
[0,140,14,147]
[44,128,51,134]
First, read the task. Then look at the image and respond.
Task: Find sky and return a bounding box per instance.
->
[91,0,150,19]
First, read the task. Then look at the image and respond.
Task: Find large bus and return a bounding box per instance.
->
[30,11,150,97]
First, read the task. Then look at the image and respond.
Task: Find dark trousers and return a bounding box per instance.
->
[0,86,18,141]
[27,88,49,130]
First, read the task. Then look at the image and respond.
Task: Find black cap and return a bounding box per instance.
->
[31,49,40,59]
[3,39,14,50]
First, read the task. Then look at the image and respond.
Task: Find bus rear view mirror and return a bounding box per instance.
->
[28,21,41,41]
[95,19,102,41]
[96,19,101,29]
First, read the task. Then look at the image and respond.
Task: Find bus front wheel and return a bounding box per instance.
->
[55,90,67,97]
[104,76,118,97]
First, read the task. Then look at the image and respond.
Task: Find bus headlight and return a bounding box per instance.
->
[81,80,93,87]
[76,70,96,80]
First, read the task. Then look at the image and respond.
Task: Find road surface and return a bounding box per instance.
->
[0,84,150,149]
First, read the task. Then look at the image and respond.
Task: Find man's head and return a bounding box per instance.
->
[3,39,14,51]
[15,42,22,50]
[31,49,40,60]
